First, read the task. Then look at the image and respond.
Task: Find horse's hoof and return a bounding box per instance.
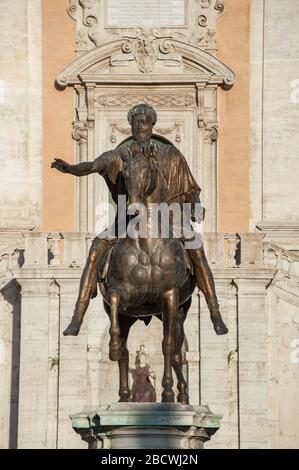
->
[119,390,130,402]
[118,396,130,403]
[63,318,82,336]
[177,394,189,405]
[162,391,175,403]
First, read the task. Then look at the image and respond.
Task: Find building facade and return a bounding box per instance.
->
[0,0,299,449]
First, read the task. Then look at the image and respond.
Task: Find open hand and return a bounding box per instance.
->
[51,158,70,173]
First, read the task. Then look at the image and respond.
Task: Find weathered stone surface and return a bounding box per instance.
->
[0,230,299,448]
[250,0,299,232]
[0,1,42,231]
[1,0,299,451]
[107,0,185,27]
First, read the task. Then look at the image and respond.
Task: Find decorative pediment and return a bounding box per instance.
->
[67,0,225,55]
[56,36,236,89]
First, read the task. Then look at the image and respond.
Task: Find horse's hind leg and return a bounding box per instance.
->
[118,315,137,402]
[109,292,122,361]
[159,288,179,403]
[172,299,191,405]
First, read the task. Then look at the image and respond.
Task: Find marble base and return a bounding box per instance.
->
[70,403,222,449]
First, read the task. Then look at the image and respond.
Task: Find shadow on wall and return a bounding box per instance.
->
[0,279,21,449]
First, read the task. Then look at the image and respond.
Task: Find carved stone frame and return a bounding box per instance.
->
[57,37,235,232]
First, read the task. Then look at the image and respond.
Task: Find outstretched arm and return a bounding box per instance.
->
[51,150,117,176]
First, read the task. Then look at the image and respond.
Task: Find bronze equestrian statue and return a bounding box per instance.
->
[51,103,228,403]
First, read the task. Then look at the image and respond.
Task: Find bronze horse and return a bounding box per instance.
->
[99,148,196,404]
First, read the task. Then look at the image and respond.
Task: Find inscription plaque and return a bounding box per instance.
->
[107,0,185,27]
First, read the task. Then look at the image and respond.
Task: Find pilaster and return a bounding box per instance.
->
[235,277,270,449]
[18,279,51,448]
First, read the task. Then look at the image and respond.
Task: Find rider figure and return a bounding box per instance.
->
[51,103,228,337]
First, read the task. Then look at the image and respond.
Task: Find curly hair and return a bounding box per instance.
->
[127,103,157,126]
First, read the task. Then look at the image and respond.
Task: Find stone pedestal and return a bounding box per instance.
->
[71,403,222,449]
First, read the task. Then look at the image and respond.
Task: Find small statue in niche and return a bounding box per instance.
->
[131,345,156,403]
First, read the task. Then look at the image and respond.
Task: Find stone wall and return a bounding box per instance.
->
[0,1,42,231]
[1,0,299,450]
[1,232,299,448]
[250,0,299,237]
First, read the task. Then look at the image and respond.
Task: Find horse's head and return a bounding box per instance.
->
[124,153,158,211]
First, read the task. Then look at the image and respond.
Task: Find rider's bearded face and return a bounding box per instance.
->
[132,113,153,144]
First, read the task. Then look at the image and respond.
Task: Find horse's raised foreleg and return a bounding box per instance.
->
[173,300,190,405]
[159,288,179,403]
[118,315,137,402]
[109,292,122,361]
